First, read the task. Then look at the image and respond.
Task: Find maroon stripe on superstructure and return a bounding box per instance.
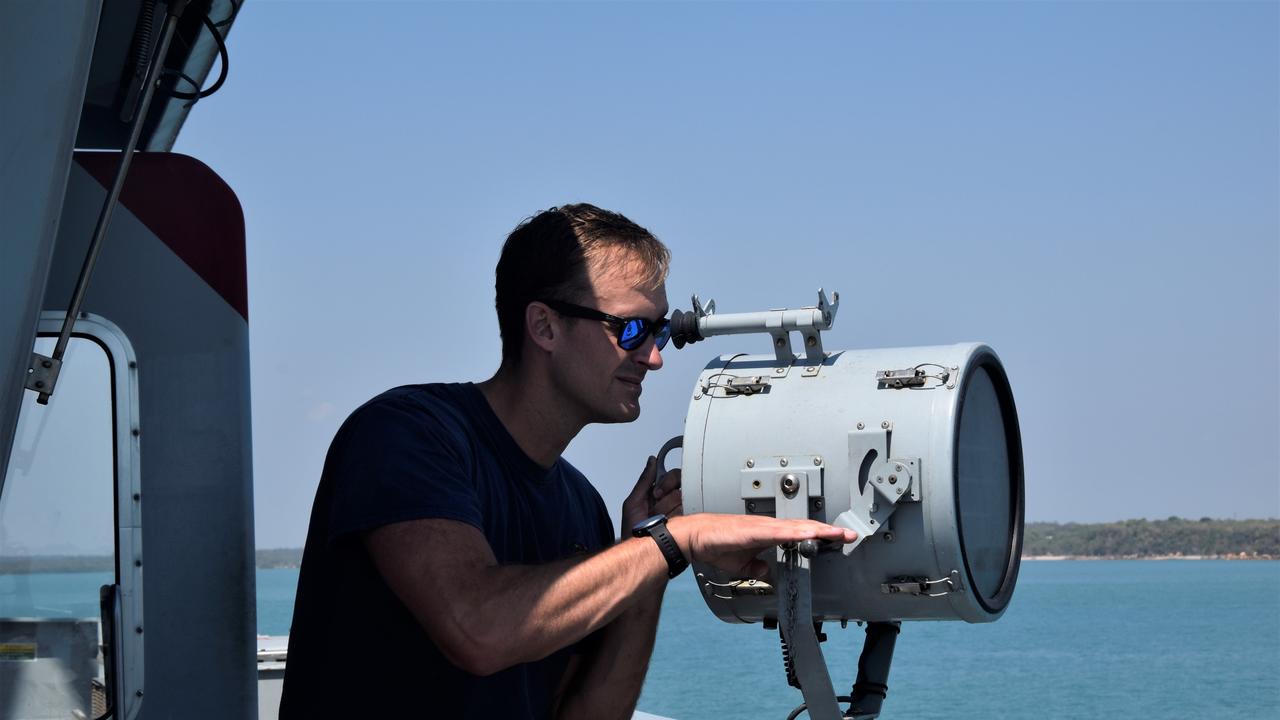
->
[76,152,248,320]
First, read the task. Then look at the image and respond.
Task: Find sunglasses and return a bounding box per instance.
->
[541,299,671,351]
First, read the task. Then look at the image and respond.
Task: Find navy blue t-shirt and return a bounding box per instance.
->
[280,383,615,719]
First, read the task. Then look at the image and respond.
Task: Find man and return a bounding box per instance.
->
[280,204,856,718]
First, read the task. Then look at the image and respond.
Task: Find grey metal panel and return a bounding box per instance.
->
[0,0,102,493]
[44,162,255,718]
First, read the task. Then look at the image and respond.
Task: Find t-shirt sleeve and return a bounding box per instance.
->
[324,396,482,541]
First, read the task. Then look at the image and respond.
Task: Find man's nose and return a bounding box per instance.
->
[640,339,663,370]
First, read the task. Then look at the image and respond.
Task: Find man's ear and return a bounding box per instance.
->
[525,301,558,354]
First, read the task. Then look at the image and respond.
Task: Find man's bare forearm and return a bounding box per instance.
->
[414,534,669,675]
[556,584,665,720]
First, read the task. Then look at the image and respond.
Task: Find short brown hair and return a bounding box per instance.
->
[495,204,670,366]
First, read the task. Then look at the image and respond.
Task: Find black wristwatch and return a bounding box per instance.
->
[632,514,688,578]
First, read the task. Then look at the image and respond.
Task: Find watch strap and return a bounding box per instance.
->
[637,519,688,578]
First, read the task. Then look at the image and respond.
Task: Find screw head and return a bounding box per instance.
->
[884,531,895,543]
[896,487,903,495]
[946,383,955,389]
[813,457,822,466]
[895,464,904,473]
[857,422,865,430]
[774,367,785,375]
[888,475,897,484]
[779,458,788,467]
[747,501,757,512]
[746,459,755,468]
[780,474,799,495]
[881,421,890,429]
[814,498,824,510]
[694,393,702,400]
[775,337,785,347]
[806,335,817,347]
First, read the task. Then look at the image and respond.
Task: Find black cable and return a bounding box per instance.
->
[212,0,243,28]
[785,696,853,720]
[160,14,228,100]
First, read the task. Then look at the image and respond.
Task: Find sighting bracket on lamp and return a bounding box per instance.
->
[670,289,840,369]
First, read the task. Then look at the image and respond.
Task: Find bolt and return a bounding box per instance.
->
[857,422,865,430]
[806,335,816,347]
[896,488,903,495]
[747,501,757,512]
[780,474,799,494]
[780,458,789,467]
[813,457,822,466]
[883,531,895,543]
[896,464,904,473]
[774,367,785,375]
[746,459,755,468]
[34,381,43,389]
[881,421,890,429]
[775,337,785,347]
[889,475,897,484]
[813,498,824,510]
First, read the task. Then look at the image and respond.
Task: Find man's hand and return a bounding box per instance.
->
[666,514,858,578]
[620,456,682,537]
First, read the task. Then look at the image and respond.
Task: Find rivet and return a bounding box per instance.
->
[881,421,890,429]
[134,559,142,567]
[876,476,883,483]
[895,464,904,473]
[135,626,143,634]
[813,457,822,466]
[746,459,755,468]
[133,493,140,501]
[896,488,903,495]
[136,690,144,698]
[694,393,702,400]
[857,422,865,430]
[946,384,955,389]
[884,531,895,543]
[131,428,140,437]
[779,458,789,467]
[774,368,785,375]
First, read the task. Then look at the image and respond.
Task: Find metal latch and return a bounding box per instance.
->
[724,375,771,396]
[881,571,960,597]
[876,368,927,389]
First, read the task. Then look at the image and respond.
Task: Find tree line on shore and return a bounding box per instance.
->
[3,518,1277,573]
[1023,518,1279,558]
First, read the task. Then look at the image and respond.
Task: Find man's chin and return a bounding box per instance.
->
[597,401,641,425]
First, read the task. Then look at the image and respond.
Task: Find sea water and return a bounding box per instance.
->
[7,561,1279,718]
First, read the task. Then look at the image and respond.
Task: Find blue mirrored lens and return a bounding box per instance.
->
[619,319,644,347]
[653,321,670,350]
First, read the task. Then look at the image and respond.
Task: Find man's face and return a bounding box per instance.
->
[551,251,668,426]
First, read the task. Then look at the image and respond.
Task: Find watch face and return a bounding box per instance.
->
[633,514,666,534]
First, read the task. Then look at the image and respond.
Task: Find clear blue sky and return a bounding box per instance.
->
[169,0,1278,550]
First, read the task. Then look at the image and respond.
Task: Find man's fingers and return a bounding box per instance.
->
[651,468,681,499]
[654,489,682,517]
